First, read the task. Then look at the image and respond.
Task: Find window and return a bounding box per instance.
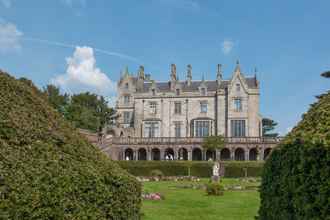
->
[149,101,157,114]
[151,89,156,95]
[200,102,208,113]
[174,102,182,114]
[176,89,180,96]
[234,98,242,111]
[236,84,240,92]
[124,95,130,104]
[195,121,210,137]
[174,122,181,137]
[144,121,159,137]
[231,120,246,137]
[123,112,131,124]
[201,87,206,96]
[125,83,129,89]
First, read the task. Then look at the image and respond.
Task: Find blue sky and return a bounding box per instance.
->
[0,0,329,135]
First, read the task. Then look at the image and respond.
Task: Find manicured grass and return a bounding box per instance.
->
[142,178,260,220]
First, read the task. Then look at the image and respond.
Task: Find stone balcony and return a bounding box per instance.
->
[104,136,283,146]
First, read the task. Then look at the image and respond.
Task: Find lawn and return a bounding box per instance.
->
[142,178,260,220]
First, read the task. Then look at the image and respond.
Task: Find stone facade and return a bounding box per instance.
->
[104,62,280,161]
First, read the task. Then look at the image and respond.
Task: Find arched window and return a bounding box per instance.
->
[249,148,258,161]
[151,148,160,160]
[220,148,231,160]
[234,148,245,161]
[164,148,175,160]
[138,148,147,160]
[124,148,134,160]
[178,148,188,160]
[192,148,202,161]
[206,149,216,161]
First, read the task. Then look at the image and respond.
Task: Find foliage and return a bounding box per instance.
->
[262,118,278,137]
[0,71,141,219]
[116,161,264,178]
[321,70,330,78]
[205,182,224,196]
[150,169,164,178]
[43,84,115,133]
[202,135,225,151]
[43,84,69,114]
[259,91,330,220]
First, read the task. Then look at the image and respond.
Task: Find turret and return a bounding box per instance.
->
[186,64,192,86]
[216,64,222,86]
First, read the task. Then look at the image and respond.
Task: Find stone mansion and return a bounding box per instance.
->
[100,62,281,161]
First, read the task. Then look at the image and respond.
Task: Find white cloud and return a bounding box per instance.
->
[0,21,23,53]
[52,46,117,105]
[221,39,234,55]
[1,0,11,8]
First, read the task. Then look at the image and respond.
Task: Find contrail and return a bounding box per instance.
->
[22,37,142,64]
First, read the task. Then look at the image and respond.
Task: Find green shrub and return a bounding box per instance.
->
[206,182,224,196]
[116,161,264,178]
[0,72,141,219]
[150,169,164,178]
[259,91,330,220]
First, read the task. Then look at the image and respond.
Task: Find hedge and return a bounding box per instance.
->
[259,91,330,220]
[0,72,141,220]
[116,161,264,178]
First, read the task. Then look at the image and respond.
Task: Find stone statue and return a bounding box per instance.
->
[212,162,220,182]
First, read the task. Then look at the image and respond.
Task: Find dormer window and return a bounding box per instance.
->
[234,98,242,111]
[201,87,206,96]
[124,95,130,104]
[236,84,240,92]
[151,89,156,96]
[125,83,129,89]
[176,88,180,96]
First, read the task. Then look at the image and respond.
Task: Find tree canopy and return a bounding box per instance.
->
[43,85,115,133]
[202,135,225,151]
[321,71,330,78]
[262,118,279,137]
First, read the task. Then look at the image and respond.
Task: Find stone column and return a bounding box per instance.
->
[174,149,178,160]
[160,149,165,160]
[188,150,192,161]
[216,149,221,161]
[133,149,138,161]
[230,149,235,161]
[245,149,249,161]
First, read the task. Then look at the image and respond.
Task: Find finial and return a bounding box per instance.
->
[186,64,192,86]
[217,64,222,85]
[138,65,145,79]
[234,60,241,73]
[124,66,129,76]
[171,63,177,81]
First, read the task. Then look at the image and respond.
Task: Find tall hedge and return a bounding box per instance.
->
[0,71,141,219]
[259,91,330,220]
[116,161,264,178]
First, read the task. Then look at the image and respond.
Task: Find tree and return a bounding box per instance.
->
[321,71,330,78]
[65,92,114,133]
[262,118,279,137]
[43,84,68,113]
[202,135,225,151]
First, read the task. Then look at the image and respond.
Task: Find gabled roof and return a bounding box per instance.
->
[138,77,257,93]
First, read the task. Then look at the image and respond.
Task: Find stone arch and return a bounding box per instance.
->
[124,148,134,160]
[249,148,258,161]
[178,148,188,160]
[164,148,175,160]
[234,148,245,161]
[206,149,216,161]
[192,148,202,161]
[220,148,231,160]
[264,148,272,160]
[151,148,160,160]
[138,148,147,160]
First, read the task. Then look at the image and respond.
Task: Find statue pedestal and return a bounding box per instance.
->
[211,175,220,183]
